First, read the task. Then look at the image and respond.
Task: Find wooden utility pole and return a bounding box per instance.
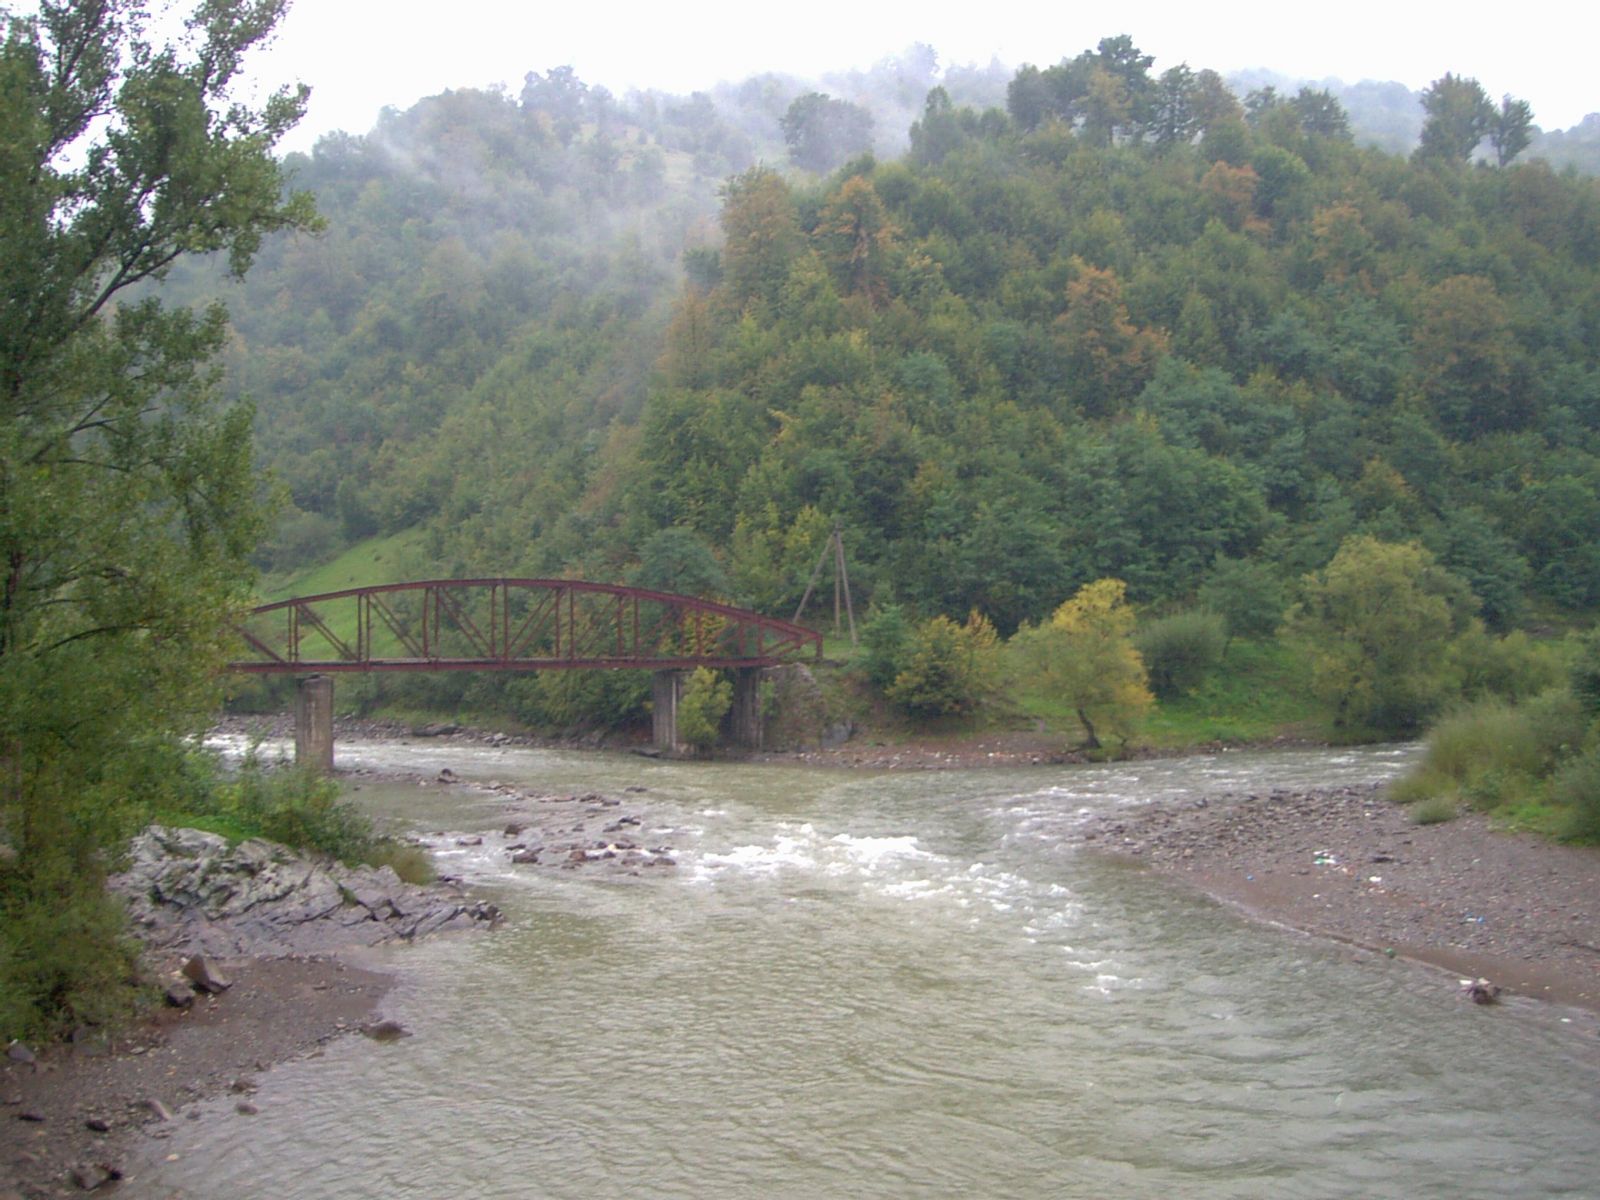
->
[793,525,857,646]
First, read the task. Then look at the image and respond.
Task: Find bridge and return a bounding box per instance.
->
[230,578,824,767]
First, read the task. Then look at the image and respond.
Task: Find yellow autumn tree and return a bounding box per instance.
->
[1011,579,1153,751]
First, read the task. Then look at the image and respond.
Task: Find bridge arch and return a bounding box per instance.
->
[229,579,824,766]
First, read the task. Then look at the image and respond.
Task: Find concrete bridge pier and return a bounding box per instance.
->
[651,669,685,754]
[653,668,767,753]
[294,674,335,773]
[729,667,765,750]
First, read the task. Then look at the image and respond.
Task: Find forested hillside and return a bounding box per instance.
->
[175,41,1600,643]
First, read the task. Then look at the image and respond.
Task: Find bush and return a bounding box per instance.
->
[1552,749,1600,843]
[506,669,650,731]
[677,667,733,754]
[1197,556,1286,647]
[0,864,144,1040]
[1137,610,1227,699]
[1410,795,1461,825]
[223,753,377,862]
[857,604,912,693]
[885,612,999,718]
[1395,690,1588,817]
[1569,626,1600,718]
[1449,625,1563,703]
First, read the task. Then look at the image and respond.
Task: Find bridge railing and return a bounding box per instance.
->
[230,578,823,674]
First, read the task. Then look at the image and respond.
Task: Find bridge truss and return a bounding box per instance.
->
[230,579,823,675]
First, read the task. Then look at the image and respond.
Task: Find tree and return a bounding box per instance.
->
[1283,537,1477,735]
[886,612,1000,718]
[1411,274,1525,437]
[780,92,873,173]
[1291,88,1351,140]
[676,667,732,755]
[1488,94,1534,166]
[1011,579,1152,751]
[1152,64,1196,147]
[1054,261,1166,417]
[0,0,316,1034]
[1415,74,1493,162]
[1198,557,1287,651]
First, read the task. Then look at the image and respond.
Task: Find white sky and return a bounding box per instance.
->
[222,1,1596,153]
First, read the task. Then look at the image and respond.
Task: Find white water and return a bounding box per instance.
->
[133,741,1599,1198]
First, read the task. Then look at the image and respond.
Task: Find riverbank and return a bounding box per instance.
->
[1,828,500,1198]
[1,956,392,1198]
[1081,784,1600,1018]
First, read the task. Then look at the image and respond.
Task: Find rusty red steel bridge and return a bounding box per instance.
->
[229,578,824,675]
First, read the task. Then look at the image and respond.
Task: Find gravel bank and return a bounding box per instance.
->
[1081,784,1600,1016]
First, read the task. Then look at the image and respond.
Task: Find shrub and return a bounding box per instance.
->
[1552,749,1600,843]
[506,669,650,731]
[1387,765,1456,806]
[858,604,913,693]
[224,754,376,862]
[0,861,144,1040]
[1197,556,1286,648]
[1137,610,1227,699]
[1410,795,1460,825]
[1569,626,1600,718]
[1283,535,1475,735]
[1449,624,1563,703]
[885,611,1000,719]
[677,667,733,754]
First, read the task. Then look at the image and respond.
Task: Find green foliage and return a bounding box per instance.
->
[1137,610,1227,699]
[1569,626,1600,718]
[782,93,875,173]
[1552,748,1600,843]
[885,612,1000,718]
[167,35,1600,662]
[1391,688,1589,828]
[505,670,650,732]
[1136,637,1322,748]
[0,0,313,1036]
[1198,557,1286,649]
[1415,74,1495,163]
[1284,536,1476,735]
[630,527,732,597]
[677,667,732,754]
[1011,579,1152,751]
[858,604,913,692]
[1447,625,1564,704]
[1409,794,1461,825]
[217,752,377,862]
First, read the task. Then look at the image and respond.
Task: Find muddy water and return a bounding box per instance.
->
[133,742,1599,1198]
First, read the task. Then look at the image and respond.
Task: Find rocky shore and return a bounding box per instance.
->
[1080,783,1600,1018]
[1,829,500,1198]
[424,773,678,876]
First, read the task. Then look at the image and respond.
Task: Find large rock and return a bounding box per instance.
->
[112,827,500,957]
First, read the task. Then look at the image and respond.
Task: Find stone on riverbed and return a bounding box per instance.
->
[111,827,500,958]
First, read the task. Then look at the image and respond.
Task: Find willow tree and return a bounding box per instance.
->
[1012,579,1152,752]
[0,0,316,1034]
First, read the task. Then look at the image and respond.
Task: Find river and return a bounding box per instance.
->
[132,741,1599,1198]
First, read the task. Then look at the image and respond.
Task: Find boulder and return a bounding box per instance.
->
[181,955,230,994]
[163,983,196,1009]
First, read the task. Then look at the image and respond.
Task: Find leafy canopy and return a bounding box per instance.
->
[0,0,315,1036]
[1012,579,1152,751]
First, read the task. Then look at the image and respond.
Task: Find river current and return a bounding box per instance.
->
[132,741,1598,1198]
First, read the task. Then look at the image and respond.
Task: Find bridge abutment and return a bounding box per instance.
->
[294,674,335,773]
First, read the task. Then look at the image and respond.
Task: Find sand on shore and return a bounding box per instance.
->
[0,953,392,1197]
[1082,783,1600,1017]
